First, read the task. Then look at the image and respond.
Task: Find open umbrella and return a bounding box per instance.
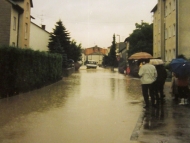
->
[149,59,164,65]
[128,52,153,60]
[170,58,190,77]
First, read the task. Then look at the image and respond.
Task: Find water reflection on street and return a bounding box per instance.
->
[0,67,143,143]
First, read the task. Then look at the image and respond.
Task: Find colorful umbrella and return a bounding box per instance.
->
[170,58,190,77]
[128,52,153,60]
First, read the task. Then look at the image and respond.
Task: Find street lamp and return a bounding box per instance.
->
[116,35,120,60]
[116,35,120,50]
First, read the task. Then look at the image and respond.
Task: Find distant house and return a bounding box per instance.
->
[116,42,127,60]
[0,0,33,48]
[83,46,108,65]
[30,22,50,51]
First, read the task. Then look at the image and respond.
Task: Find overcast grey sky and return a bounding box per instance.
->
[31,0,157,48]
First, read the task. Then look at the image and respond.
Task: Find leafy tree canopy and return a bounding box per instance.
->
[128,22,153,57]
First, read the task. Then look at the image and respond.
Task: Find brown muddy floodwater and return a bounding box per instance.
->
[0,67,143,143]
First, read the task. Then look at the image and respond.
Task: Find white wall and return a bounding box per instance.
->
[29,22,50,51]
[86,55,104,65]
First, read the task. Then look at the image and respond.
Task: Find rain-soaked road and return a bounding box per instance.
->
[1,66,190,143]
[0,66,144,143]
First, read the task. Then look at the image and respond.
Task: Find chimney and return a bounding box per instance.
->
[42,25,46,30]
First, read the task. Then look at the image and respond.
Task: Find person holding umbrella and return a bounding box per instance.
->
[150,59,167,104]
[170,56,190,105]
[138,58,157,108]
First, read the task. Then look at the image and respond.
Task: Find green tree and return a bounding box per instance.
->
[102,55,109,66]
[108,34,117,67]
[48,20,70,68]
[48,20,82,67]
[48,20,70,54]
[68,40,82,62]
[128,22,153,57]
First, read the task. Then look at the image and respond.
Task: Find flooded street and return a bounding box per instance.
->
[0,66,143,143]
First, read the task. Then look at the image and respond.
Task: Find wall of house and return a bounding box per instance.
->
[17,0,31,48]
[29,23,50,51]
[83,47,108,65]
[160,0,166,60]
[85,55,104,65]
[178,0,190,58]
[153,6,159,58]
[0,0,11,46]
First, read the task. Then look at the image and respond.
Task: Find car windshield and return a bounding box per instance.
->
[88,61,96,64]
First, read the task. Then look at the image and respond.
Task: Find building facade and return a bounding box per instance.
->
[152,0,190,62]
[83,46,108,65]
[30,22,50,51]
[0,0,33,48]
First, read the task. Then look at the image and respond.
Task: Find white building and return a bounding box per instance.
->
[29,22,50,51]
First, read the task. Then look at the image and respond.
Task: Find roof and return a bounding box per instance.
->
[12,0,33,7]
[114,42,126,53]
[151,4,157,12]
[84,46,107,55]
[7,0,24,13]
[31,22,51,34]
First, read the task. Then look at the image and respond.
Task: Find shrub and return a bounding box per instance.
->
[0,46,62,98]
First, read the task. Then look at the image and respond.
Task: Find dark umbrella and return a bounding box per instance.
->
[170,58,190,77]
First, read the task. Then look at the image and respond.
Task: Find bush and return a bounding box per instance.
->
[0,46,62,98]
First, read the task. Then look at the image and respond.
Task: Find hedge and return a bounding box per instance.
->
[0,46,63,98]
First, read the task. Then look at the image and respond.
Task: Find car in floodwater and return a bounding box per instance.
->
[86,60,97,69]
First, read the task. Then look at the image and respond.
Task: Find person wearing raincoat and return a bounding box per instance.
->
[138,59,157,108]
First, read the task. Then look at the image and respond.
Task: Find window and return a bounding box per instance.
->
[158,19,161,33]
[26,2,29,18]
[12,42,15,47]
[25,23,28,39]
[173,24,176,36]
[169,2,171,14]
[172,49,176,59]
[165,6,167,17]
[170,26,173,36]
[158,2,160,13]
[13,17,16,30]
[165,50,168,61]
[165,29,168,39]
[158,41,161,52]
[169,50,171,61]
[173,0,176,10]
[168,26,171,38]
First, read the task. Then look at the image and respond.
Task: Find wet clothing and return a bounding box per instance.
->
[138,63,157,84]
[154,65,167,100]
[171,76,178,100]
[138,63,157,107]
[177,76,189,99]
[141,84,155,107]
[178,77,188,86]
